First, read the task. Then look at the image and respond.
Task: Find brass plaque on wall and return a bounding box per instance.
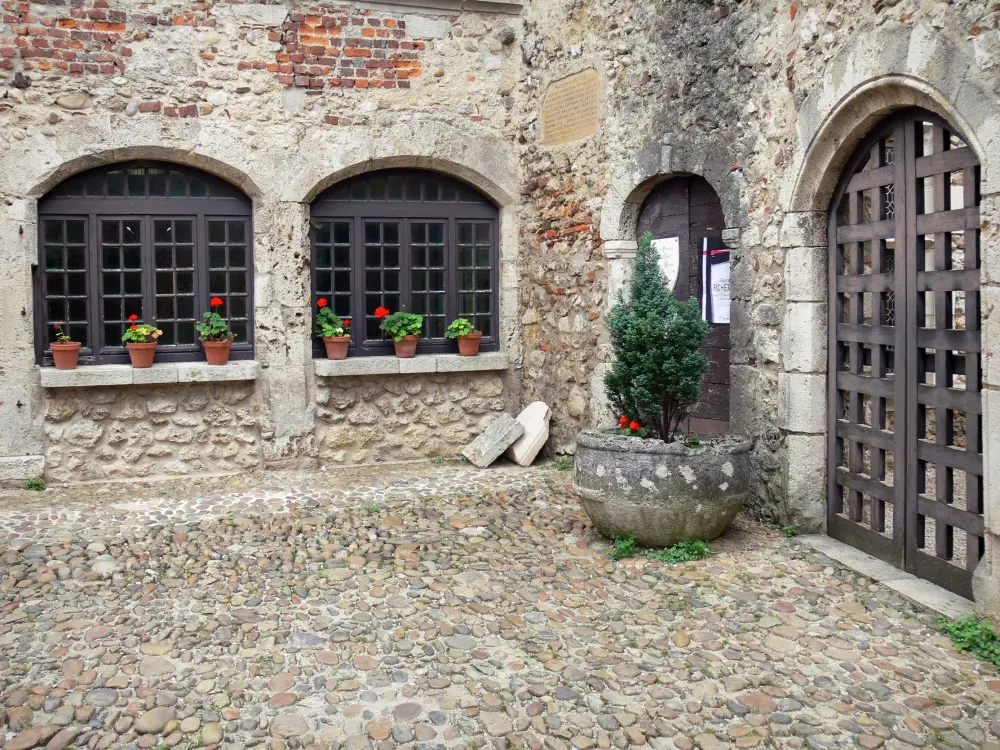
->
[541,68,601,146]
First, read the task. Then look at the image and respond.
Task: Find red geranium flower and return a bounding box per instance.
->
[629,421,641,431]
[317,298,328,308]
[210,296,224,307]
[128,314,139,322]
[342,318,351,326]
[375,306,390,319]
[619,416,629,426]
[130,324,139,330]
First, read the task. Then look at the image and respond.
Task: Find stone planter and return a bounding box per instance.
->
[574,429,752,547]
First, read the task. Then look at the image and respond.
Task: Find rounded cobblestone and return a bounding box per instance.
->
[1,465,998,749]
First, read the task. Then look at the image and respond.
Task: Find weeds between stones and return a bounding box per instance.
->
[610,535,711,563]
[938,614,1000,668]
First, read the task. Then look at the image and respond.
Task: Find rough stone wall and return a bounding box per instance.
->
[514,0,1000,528]
[42,382,261,481]
[315,373,507,464]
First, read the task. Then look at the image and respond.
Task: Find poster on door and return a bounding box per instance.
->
[651,236,680,291]
[700,237,730,325]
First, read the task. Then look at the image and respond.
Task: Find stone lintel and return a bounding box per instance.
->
[356,0,521,15]
[39,362,260,388]
[315,352,509,377]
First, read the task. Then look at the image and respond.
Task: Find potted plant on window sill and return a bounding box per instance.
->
[377,307,423,358]
[197,297,236,366]
[574,231,751,547]
[121,315,163,368]
[50,323,81,370]
[315,298,351,360]
[446,318,482,356]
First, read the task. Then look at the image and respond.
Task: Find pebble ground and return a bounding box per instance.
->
[1,463,999,750]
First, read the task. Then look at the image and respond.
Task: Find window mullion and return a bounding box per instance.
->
[88,213,102,361]
[448,216,458,333]
[352,215,365,354]
[400,218,412,314]
[196,213,206,343]
[142,214,154,330]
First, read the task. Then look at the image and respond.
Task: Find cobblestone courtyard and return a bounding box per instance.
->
[1,464,999,750]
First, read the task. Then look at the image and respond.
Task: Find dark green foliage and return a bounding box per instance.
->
[604,232,711,440]
[25,477,46,491]
[938,614,1000,668]
[780,525,798,538]
[610,536,711,564]
[196,310,234,342]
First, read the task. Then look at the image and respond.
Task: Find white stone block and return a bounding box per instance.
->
[786,247,827,302]
[784,434,826,531]
[402,14,452,38]
[777,372,826,433]
[505,401,551,467]
[435,352,509,373]
[177,361,260,383]
[315,358,400,377]
[462,413,524,468]
[131,364,179,385]
[782,302,827,373]
[39,365,133,388]
[779,211,827,248]
[399,357,438,374]
[0,455,44,481]
[982,389,1000,537]
[225,3,288,26]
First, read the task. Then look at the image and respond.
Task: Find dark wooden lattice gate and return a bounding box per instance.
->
[827,108,985,599]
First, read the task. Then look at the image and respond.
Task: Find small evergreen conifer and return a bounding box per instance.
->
[604,231,711,440]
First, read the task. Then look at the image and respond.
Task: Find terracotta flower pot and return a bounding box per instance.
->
[323,336,350,360]
[50,341,81,370]
[127,341,158,368]
[203,340,232,366]
[457,331,483,356]
[393,335,419,358]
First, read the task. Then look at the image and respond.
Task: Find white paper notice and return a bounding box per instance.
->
[710,260,731,324]
[652,237,680,291]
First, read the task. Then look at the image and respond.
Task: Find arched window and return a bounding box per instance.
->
[310,169,499,356]
[36,161,253,365]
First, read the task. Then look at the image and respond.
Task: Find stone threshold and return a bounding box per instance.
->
[795,535,974,620]
[38,361,260,388]
[314,351,508,377]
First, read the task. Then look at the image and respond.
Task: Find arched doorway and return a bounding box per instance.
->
[638,176,730,436]
[827,107,984,598]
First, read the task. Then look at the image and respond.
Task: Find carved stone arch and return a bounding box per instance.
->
[24,146,264,201]
[600,134,747,244]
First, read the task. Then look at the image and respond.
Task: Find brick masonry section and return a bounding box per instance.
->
[240,7,423,90]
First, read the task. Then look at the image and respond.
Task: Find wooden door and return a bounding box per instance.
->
[827,108,985,599]
[638,176,730,436]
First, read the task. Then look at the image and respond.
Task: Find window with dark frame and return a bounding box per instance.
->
[310,169,500,357]
[36,162,254,366]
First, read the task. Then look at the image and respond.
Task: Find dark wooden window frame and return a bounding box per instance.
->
[35,162,254,366]
[310,169,500,357]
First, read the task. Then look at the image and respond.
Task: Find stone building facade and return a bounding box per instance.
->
[1,0,999,615]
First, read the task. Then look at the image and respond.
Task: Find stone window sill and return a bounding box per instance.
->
[38,361,260,388]
[314,352,508,377]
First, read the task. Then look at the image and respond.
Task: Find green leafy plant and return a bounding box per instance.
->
[446,318,477,338]
[686,433,702,448]
[430,456,447,464]
[362,505,380,514]
[25,476,46,491]
[614,416,650,438]
[605,231,711,441]
[195,297,235,342]
[314,298,350,338]
[610,535,711,564]
[121,315,163,344]
[53,323,72,343]
[379,310,424,342]
[646,540,711,563]
[779,525,798,538]
[551,457,574,471]
[938,614,1000,668]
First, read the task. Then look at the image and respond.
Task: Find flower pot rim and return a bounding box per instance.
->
[397,335,420,341]
[576,429,751,457]
[50,341,81,348]
[202,339,234,346]
[126,341,159,348]
[322,335,351,342]
[458,331,483,339]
